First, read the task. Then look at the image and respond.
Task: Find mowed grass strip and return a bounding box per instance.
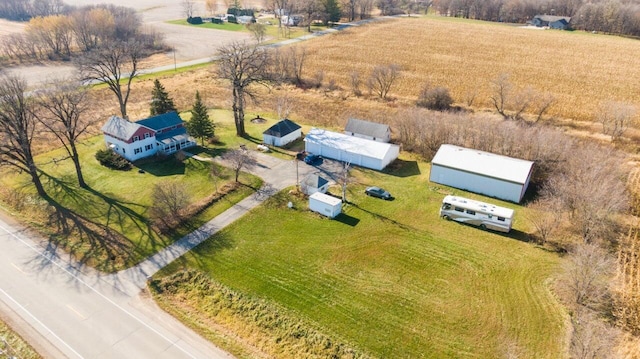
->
[156,159,566,358]
[301,16,640,122]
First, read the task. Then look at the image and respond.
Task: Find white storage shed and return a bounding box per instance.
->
[309,192,342,218]
[304,128,400,171]
[262,119,302,147]
[430,144,534,203]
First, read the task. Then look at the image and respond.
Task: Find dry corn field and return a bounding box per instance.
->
[300,16,640,122]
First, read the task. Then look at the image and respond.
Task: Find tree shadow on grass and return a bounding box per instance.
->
[347,202,416,232]
[37,172,167,273]
[135,156,186,176]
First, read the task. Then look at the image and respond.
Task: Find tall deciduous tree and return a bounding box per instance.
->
[222,148,257,182]
[0,75,47,197]
[76,40,144,119]
[217,41,271,137]
[150,79,177,116]
[187,91,214,145]
[35,79,91,189]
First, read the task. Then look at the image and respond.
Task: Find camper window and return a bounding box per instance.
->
[466,210,476,215]
[498,217,505,221]
[442,203,451,210]
[454,207,464,212]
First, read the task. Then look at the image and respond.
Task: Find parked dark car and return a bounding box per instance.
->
[304,154,322,165]
[365,186,392,200]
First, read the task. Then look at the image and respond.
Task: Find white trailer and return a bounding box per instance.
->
[309,192,342,218]
[439,195,514,233]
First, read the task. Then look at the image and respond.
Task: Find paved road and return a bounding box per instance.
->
[0,151,336,358]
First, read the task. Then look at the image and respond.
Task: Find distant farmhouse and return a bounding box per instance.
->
[430,144,534,203]
[531,15,571,30]
[304,128,399,171]
[262,119,302,147]
[344,118,391,143]
[101,112,196,162]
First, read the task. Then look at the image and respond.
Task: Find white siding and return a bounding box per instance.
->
[104,135,157,162]
[309,192,342,218]
[430,164,524,203]
[263,129,301,147]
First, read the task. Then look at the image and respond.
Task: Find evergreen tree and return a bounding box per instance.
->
[324,0,341,25]
[150,79,177,116]
[187,91,214,145]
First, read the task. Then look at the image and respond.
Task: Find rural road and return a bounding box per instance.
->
[0,151,335,358]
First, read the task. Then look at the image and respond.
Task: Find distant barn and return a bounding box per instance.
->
[531,15,571,30]
[344,118,391,143]
[430,144,534,203]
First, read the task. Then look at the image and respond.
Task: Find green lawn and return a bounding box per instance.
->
[0,132,261,271]
[156,157,567,358]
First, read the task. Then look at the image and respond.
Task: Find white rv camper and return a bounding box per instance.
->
[439,195,514,233]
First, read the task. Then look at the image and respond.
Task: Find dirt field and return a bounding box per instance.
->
[0,19,24,36]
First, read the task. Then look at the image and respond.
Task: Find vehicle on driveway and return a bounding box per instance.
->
[365,186,392,200]
[304,154,323,165]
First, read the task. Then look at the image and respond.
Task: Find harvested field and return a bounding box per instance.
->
[299,16,640,122]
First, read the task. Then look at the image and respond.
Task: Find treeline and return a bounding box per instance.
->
[0,0,66,20]
[0,3,165,61]
[432,0,640,37]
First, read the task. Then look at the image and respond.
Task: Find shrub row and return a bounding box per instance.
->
[95,149,131,170]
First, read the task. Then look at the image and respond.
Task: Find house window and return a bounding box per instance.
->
[134,147,142,154]
[144,133,150,139]
[133,136,139,142]
[145,144,153,151]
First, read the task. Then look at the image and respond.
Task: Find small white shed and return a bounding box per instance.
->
[430,144,534,203]
[301,173,330,195]
[309,192,342,218]
[304,128,399,171]
[262,119,302,147]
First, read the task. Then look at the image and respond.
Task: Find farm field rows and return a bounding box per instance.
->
[155,160,566,358]
[300,15,640,122]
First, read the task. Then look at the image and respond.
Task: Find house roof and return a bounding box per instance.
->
[302,173,329,188]
[344,118,389,139]
[431,144,534,185]
[156,127,188,142]
[310,192,342,206]
[101,115,144,141]
[136,112,183,131]
[263,119,301,138]
[533,15,571,23]
[304,128,398,160]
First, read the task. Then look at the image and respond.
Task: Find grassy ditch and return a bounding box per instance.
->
[0,319,41,359]
[153,158,567,358]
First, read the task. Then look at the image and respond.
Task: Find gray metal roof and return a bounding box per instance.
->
[344,118,389,139]
[101,116,143,141]
[431,144,534,185]
[263,119,301,138]
[304,128,398,160]
[302,173,329,188]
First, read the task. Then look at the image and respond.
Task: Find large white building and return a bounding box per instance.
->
[304,128,400,171]
[429,144,534,203]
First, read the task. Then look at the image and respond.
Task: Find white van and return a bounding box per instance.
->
[439,195,514,233]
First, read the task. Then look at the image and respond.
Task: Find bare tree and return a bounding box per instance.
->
[489,73,511,119]
[76,40,144,119]
[597,100,637,142]
[205,0,217,15]
[0,74,47,197]
[570,308,619,359]
[367,64,400,100]
[150,182,190,231]
[338,161,351,203]
[217,41,272,137]
[222,148,257,182]
[533,92,555,122]
[562,243,614,308]
[526,197,562,245]
[248,22,268,44]
[350,70,362,96]
[35,79,91,188]
[70,7,116,52]
[275,94,293,119]
[182,0,196,18]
